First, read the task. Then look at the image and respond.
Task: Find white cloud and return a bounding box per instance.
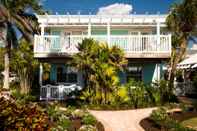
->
[97,3,133,15]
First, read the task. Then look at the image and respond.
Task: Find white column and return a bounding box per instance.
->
[39,63,43,86]
[40,24,45,36]
[107,22,111,44]
[40,25,45,49]
[157,63,161,81]
[88,22,91,38]
[157,22,160,51]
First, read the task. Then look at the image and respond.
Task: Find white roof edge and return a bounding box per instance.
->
[36,14,168,18]
[36,14,168,24]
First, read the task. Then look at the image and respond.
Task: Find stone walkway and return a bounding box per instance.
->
[89,108,156,131]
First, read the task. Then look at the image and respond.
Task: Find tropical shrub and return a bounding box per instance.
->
[0,97,51,130]
[152,80,177,104]
[82,114,97,125]
[73,39,127,105]
[150,108,195,131]
[11,40,39,94]
[11,89,37,104]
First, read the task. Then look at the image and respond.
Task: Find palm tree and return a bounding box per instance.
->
[166,0,197,87]
[0,0,44,89]
[72,39,127,104]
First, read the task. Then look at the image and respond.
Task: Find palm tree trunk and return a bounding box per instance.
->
[168,37,187,88]
[3,51,9,89]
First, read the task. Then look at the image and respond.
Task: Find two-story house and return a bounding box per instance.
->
[34,14,171,100]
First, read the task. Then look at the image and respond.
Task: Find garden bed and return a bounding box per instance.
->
[140,110,197,131]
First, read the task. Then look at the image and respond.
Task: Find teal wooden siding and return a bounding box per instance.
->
[111,30,128,35]
[91,29,128,35]
[142,63,156,83]
[50,64,57,82]
[91,29,107,35]
[51,30,61,51]
[50,64,67,82]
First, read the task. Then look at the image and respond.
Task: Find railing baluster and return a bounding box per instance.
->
[34,34,171,56]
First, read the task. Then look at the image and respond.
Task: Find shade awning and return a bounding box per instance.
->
[178,53,197,66]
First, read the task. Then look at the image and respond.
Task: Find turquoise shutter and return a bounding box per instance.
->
[50,64,57,83]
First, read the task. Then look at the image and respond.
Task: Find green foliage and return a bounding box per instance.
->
[125,80,146,108]
[82,114,97,125]
[152,80,177,104]
[0,97,51,130]
[150,108,195,131]
[11,40,39,94]
[45,103,72,130]
[150,107,169,126]
[11,89,37,104]
[73,39,127,104]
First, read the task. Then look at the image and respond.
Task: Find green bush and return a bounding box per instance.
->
[82,114,97,125]
[46,102,72,130]
[150,107,169,126]
[150,108,195,131]
[11,89,37,104]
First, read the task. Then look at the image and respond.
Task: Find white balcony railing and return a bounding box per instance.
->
[34,34,171,57]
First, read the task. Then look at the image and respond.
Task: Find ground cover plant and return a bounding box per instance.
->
[0,91,104,131]
[140,106,197,131]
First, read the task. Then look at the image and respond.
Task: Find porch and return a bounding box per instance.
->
[34,34,171,58]
[40,83,82,100]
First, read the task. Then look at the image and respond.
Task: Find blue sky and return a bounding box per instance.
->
[42,0,179,15]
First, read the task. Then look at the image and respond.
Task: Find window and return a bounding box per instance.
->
[126,66,142,82]
[56,66,78,83]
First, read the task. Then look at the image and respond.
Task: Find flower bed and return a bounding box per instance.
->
[140,107,197,131]
[0,96,104,131]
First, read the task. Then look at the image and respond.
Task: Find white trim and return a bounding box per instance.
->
[88,22,91,37]
[107,22,110,44]
[37,14,168,25]
[40,24,167,27]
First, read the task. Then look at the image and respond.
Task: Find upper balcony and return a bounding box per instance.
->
[34,14,171,59]
[34,34,171,58]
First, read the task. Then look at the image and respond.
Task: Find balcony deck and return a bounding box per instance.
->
[34,35,171,58]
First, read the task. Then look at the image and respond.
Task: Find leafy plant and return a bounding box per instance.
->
[11,40,39,94]
[150,107,195,131]
[0,97,51,130]
[82,114,97,125]
[74,39,127,105]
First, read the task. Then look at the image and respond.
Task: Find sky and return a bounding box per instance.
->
[42,0,179,15]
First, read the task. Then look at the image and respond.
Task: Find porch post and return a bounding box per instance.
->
[39,63,43,86]
[157,63,161,81]
[40,24,45,49]
[40,24,45,36]
[107,22,111,44]
[156,22,160,51]
[88,22,91,38]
